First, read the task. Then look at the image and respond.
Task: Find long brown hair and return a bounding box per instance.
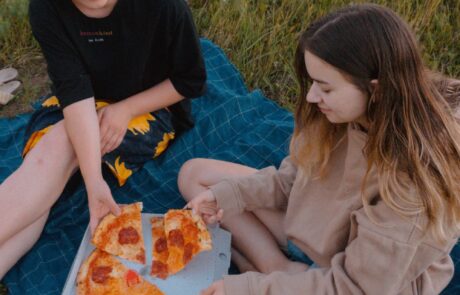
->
[292,4,460,242]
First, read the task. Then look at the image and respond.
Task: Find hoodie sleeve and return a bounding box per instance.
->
[209,156,297,221]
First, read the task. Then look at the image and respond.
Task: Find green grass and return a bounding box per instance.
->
[189,0,460,110]
[0,0,459,118]
[0,0,458,290]
[0,0,49,118]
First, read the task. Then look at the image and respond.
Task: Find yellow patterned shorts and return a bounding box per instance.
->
[23,96,176,186]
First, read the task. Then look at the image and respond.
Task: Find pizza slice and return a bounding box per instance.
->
[77,249,164,295]
[164,209,212,275]
[150,217,169,279]
[92,202,146,264]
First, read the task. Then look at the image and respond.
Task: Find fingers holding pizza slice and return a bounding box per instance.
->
[151,209,213,279]
[91,202,146,264]
[79,204,214,294]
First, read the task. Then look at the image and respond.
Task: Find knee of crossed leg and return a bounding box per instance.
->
[177,158,207,200]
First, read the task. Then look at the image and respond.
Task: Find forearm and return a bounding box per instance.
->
[63,97,103,184]
[119,79,184,118]
[210,168,288,218]
[210,157,297,220]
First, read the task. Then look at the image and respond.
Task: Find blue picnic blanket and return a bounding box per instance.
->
[1,39,459,294]
[1,39,292,294]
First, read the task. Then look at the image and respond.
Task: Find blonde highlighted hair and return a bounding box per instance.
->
[292,4,460,242]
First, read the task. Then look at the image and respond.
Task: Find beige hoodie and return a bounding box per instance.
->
[209,125,457,295]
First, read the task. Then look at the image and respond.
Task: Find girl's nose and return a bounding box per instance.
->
[306,83,321,103]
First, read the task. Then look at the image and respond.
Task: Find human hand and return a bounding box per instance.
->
[86,178,121,235]
[201,280,225,295]
[185,190,224,224]
[97,102,132,155]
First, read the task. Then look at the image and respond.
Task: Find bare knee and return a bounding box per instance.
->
[178,158,257,201]
[178,158,207,201]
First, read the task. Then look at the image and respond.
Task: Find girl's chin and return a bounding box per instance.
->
[323,114,348,124]
[77,0,110,9]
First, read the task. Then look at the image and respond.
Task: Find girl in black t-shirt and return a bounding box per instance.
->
[0,0,206,279]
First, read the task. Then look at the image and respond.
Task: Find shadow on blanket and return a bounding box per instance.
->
[0,39,458,295]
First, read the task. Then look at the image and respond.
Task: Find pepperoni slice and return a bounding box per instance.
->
[168,229,184,247]
[118,226,140,245]
[125,269,141,287]
[155,237,168,253]
[151,261,168,279]
[183,243,195,264]
[91,266,112,284]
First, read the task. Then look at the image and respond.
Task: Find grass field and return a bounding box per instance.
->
[0,0,459,293]
[0,0,459,118]
[190,0,460,110]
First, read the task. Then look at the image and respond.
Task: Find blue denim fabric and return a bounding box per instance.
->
[287,240,317,268]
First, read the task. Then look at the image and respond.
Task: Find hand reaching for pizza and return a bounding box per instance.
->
[201,280,225,295]
[86,178,121,235]
[185,189,224,224]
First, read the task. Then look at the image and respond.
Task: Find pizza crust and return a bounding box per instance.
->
[191,211,212,251]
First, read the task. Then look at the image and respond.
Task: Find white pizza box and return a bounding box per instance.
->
[62,213,232,295]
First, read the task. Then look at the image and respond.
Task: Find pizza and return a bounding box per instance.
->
[164,209,212,274]
[150,217,169,279]
[77,249,164,295]
[92,202,145,264]
[150,209,212,278]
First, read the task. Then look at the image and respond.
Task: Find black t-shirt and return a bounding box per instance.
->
[29,0,206,133]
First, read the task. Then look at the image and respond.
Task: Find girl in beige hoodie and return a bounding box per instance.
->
[179,4,460,295]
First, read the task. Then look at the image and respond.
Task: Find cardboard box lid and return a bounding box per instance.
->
[62,213,231,295]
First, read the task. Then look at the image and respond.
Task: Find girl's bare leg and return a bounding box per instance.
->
[230,248,257,273]
[0,120,78,277]
[178,158,307,274]
[0,212,49,279]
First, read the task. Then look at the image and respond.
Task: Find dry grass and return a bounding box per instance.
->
[0,0,50,117]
